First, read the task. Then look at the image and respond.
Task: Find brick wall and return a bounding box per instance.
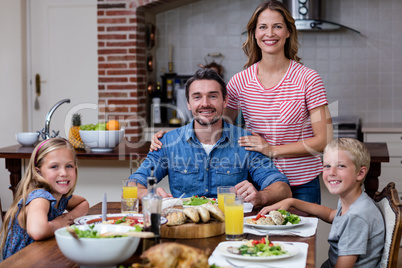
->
[97,0,163,142]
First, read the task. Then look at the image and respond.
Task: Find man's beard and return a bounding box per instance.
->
[192,105,222,126]
[194,115,220,126]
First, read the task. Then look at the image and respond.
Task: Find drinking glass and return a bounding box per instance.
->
[122,179,137,199]
[224,195,244,240]
[121,198,139,213]
[217,186,235,213]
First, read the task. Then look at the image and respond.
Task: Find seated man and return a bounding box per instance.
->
[130,68,291,206]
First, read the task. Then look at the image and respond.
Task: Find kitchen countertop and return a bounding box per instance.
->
[144,127,177,132]
[362,123,402,133]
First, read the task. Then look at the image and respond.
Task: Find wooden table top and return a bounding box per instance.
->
[0,202,316,267]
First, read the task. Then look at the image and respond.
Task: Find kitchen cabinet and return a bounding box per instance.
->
[159,74,193,125]
[160,74,191,102]
[363,123,402,197]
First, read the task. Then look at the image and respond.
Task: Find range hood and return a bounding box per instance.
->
[283,0,360,34]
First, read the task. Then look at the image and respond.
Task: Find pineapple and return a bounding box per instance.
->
[69,113,86,149]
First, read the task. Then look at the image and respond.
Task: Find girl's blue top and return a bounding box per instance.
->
[1,189,71,260]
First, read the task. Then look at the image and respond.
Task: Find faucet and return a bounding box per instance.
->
[39,99,71,140]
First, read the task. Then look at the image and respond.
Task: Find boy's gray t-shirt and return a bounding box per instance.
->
[322,192,385,268]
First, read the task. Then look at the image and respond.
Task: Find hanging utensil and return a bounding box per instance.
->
[146,23,156,50]
[147,54,153,72]
[198,52,225,77]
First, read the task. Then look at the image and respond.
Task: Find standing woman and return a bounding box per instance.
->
[225,0,332,204]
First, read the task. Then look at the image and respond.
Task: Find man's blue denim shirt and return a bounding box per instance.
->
[130,120,289,198]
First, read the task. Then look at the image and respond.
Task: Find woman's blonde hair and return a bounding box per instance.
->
[242,0,301,68]
[0,138,78,257]
[324,138,371,178]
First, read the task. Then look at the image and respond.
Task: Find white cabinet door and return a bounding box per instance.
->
[28,0,98,137]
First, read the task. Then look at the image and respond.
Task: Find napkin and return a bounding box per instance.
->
[243,202,253,213]
[209,241,308,268]
[243,217,318,237]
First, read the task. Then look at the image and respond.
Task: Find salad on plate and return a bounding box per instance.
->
[182,195,217,206]
[227,236,287,257]
[217,236,299,261]
[246,210,301,226]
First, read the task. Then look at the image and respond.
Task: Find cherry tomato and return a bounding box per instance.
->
[254,214,266,221]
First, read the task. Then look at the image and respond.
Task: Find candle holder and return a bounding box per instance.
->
[168,62,173,73]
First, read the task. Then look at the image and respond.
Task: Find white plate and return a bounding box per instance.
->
[217,241,299,261]
[244,215,306,230]
[74,213,167,226]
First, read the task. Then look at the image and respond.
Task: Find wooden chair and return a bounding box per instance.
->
[372,182,402,268]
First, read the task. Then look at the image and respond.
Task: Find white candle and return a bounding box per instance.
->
[168,45,173,62]
[102,193,107,222]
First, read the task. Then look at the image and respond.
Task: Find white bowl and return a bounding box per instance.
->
[79,129,124,152]
[55,224,140,267]
[16,132,39,146]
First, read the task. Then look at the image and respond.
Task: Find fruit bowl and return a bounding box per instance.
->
[55,224,140,267]
[16,132,40,146]
[79,129,124,152]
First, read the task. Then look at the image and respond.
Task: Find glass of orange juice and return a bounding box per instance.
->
[121,198,139,213]
[224,195,244,240]
[217,186,235,213]
[122,179,137,199]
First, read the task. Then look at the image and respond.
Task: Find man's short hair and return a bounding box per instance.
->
[185,68,227,102]
[324,138,371,180]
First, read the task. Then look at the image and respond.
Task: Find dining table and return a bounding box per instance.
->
[0,202,316,268]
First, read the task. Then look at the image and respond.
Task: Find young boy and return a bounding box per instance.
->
[259,138,385,268]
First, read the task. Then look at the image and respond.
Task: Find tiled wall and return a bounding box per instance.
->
[155,0,402,124]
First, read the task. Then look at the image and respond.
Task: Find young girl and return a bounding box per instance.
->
[0,138,89,261]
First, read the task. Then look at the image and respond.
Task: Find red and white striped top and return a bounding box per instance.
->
[227,60,328,186]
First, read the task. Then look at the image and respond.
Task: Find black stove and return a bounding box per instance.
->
[332,116,362,141]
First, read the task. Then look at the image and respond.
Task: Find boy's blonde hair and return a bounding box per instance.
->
[324,138,371,180]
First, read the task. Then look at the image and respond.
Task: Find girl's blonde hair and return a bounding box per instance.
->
[0,138,78,257]
[242,0,301,68]
[324,138,371,177]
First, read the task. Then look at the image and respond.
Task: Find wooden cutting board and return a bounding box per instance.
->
[161,220,225,239]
